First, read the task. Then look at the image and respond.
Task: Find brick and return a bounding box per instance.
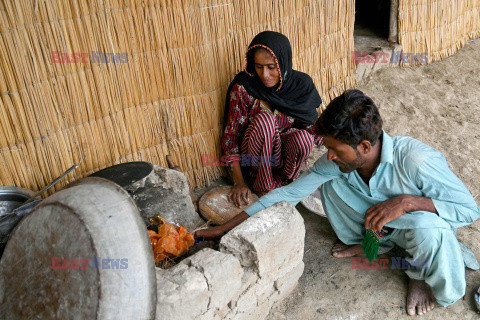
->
[155,264,209,320]
[220,201,305,278]
[185,248,243,310]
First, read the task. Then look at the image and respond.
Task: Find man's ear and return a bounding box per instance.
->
[357,140,372,155]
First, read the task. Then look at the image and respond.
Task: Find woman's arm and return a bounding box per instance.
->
[221,84,254,207]
[229,161,251,207]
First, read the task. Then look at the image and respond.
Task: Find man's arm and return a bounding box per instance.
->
[415,152,479,228]
[194,211,249,239]
[195,153,341,239]
[364,194,437,232]
[244,153,341,216]
[364,151,479,231]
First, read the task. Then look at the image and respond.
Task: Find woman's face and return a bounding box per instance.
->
[253,49,280,88]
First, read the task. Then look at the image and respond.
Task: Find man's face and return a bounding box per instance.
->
[323,136,367,173]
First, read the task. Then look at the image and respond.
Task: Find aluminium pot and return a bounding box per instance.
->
[0,186,35,216]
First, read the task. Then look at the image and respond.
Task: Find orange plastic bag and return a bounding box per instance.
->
[148,221,195,263]
[148,230,160,248]
[157,222,178,238]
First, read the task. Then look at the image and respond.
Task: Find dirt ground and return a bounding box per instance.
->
[265,37,480,319]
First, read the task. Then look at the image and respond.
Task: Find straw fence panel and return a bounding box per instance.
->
[0,0,355,192]
[398,0,480,65]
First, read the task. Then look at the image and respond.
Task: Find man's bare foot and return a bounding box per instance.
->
[331,241,363,258]
[407,279,436,315]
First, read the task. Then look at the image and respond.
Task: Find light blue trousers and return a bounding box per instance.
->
[320,182,470,306]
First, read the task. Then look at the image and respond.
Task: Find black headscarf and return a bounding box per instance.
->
[224,31,322,126]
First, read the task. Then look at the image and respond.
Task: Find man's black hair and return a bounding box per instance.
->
[314,89,383,147]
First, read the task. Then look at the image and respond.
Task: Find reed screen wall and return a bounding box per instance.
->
[0,0,355,191]
[398,0,480,64]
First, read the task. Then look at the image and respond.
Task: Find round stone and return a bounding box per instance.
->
[198,186,259,225]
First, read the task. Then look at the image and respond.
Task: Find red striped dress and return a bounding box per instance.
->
[222,83,323,195]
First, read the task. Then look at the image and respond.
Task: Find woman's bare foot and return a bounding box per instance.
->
[331,241,363,258]
[407,279,436,315]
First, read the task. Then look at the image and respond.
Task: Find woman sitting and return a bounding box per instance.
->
[222,31,323,208]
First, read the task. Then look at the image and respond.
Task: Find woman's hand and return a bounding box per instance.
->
[228,182,252,208]
[194,226,225,240]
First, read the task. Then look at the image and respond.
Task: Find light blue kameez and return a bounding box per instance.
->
[245,131,479,306]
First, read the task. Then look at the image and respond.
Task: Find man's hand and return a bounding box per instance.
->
[194,211,251,240]
[364,195,409,232]
[364,195,437,232]
[194,226,225,240]
[228,182,252,208]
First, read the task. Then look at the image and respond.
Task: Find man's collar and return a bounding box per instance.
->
[380,130,394,164]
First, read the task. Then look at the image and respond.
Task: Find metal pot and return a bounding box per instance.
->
[0,186,35,216]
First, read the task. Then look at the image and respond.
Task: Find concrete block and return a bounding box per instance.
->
[356,44,404,82]
[371,50,390,74]
[155,264,209,320]
[128,165,204,229]
[233,284,258,315]
[154,201,305,320]
[274,261,305,294]
[273,255,304,281]
[355,61,373,82]
[220,201,305,278]
[197,308,221,320]
[224,311,248,320]
[267,263,304,309]
[231,279,275,319]
[246,301,270,320]
[228,268,259,308]
[216,305,231,318]
[389,44,403,66]
[256,279,276,305]
[269,283,298,309]
[184,248,243,310]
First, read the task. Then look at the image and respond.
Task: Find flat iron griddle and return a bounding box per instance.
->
[89,162,153,188]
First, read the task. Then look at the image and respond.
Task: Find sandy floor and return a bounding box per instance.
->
[266,37,480,319]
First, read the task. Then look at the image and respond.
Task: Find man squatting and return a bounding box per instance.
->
[195,89,479,316]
